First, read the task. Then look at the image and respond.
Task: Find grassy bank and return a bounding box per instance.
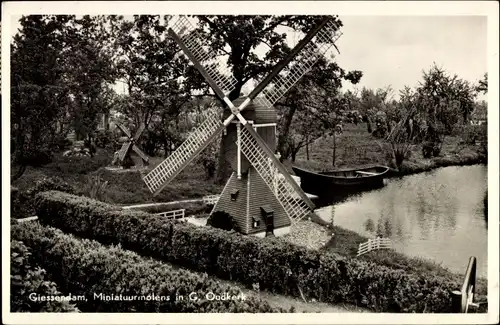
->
[311,218,488,312]
[293,123,486,177]
[12,150,223,206]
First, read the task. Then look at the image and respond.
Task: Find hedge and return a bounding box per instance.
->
[35,191,462,312]
[11,177,76,219]
[11,239,80,312]
[11,221,284,313]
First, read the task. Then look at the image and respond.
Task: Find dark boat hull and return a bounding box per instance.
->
[292,165,390,198]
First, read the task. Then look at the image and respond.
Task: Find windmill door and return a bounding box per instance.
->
[260,205,274,234]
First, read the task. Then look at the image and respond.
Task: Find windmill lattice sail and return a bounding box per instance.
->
[170,16,238,95]
[254,19,342,108]
[239,127,310,223]
[143,113,224,194]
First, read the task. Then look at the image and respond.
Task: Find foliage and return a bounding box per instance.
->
[476,73,488,94]
[34,190,473,312]
[11,239,80,312]
[94,129,120,151]
[82,175,109,201]
[414,64,478,157]
[207,211,240,232]
[11,222,284,313]
[108,15,193,157]
[10,15,118,180]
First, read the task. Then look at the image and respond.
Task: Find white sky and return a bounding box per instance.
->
[8,15,488,101]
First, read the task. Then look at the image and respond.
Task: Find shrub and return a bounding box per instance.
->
[11,239,79,312]
[34,191,469,312]
[11,177,76,219]
[11,186,30,219]
[50,150,112,175]
[94,130,119,151]
[11,222,284,313]
[81,175,108,201]
[207,211,240,232]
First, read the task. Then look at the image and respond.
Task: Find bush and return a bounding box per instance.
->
[11,177,76,219]
[11,186,30,219]
[207,211,240,232]
[11,222,284,313]
[94,130,119,150]
[11,239,79,312]
[51,150,112,174]
[81,175,108,201]
[34,191,468,312]
[422,141,441,158]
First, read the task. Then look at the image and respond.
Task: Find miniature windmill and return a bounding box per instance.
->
[115,122,149,168]
[143,15,343,236]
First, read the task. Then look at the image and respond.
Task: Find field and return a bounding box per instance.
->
[10,123,487,313]
[293,123,485,174]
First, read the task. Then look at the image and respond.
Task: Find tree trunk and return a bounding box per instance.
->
[11,164,27,182]
[291,150,297,162]
[332,134,336,167]
[277,105,297,157]
[306,135,309,160]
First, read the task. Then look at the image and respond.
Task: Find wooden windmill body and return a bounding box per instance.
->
[143,15,343,236]
[212,97,291,237]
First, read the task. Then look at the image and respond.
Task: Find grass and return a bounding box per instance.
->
[293,123,486,176]
[12,149,224,206]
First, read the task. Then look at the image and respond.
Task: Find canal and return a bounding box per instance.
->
[315,165,488,277]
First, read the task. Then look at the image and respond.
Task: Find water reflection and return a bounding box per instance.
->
[315,165,488,277]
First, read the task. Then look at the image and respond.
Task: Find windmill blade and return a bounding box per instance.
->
[132,144,149,163]
[168,16,237,96]
[253,19,342,108]
[116,123,132,138]
[118,142,132,162]
[143,112,225,195]
[239,125,314,224]
[134,122,146,141]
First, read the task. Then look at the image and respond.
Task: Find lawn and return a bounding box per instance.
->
[293,122,485,175]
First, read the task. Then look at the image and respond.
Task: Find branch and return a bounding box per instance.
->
[198,16,231,45]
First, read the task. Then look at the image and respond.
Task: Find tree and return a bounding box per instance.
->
[65,15,118,150]
[109,15,196,156]
[191,15,362,183]
[11,15,76,180]
[476,72,488,94]
[416,64,477,157]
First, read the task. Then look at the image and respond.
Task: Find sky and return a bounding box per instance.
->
[8,15,488,101]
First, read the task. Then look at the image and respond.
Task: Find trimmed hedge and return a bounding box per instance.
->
[11,222,284,313]
[11,177,75,219]
[11,240,80,312]
[35,191,462,312]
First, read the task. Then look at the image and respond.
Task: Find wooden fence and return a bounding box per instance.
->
[451,256,479,313]
[357,237,392,256]
[202,195,220,205]
[156,208,186,220]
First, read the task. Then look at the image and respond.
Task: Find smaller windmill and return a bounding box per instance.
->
[113,122,149,168]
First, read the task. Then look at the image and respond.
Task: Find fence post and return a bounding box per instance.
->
[451,290,463,312]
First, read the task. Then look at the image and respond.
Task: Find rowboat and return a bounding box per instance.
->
[291,165,390,198]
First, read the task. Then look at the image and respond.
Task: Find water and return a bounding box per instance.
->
[315,165,488,277]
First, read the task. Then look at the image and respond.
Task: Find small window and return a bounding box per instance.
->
[230,189,239,201]
[252,217,260,228]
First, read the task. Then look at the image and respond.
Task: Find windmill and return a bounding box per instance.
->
[114,122,149,168]
[143,15,343,236]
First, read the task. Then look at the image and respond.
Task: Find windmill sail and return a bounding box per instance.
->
[143,111,224,195]
[146,15,339,212]
[254,19,342,108]
[169,16,237,95]
[239,126,311,223]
